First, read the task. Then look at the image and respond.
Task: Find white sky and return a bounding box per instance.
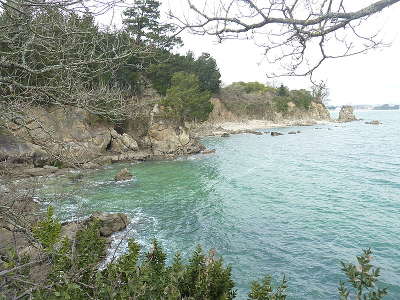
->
[103,1,400,106]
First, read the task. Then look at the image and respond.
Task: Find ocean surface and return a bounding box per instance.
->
[40,110,400,299]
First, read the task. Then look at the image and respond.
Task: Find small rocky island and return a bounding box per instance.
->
[338,105,357,122]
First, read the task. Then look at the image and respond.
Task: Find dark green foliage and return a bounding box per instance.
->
[75,221,107,270]
[122,0,182,50]
[21,207,236,299]
[338,249,388,300]
[248,276,288,300]
[289,89,313,110]
[273,89,312,113]
[147,51,221,96]
[273,96,290,113]
[161,72,213,122]
[32,206,61,252]
[193,53,221,93]
[277,85,289,97]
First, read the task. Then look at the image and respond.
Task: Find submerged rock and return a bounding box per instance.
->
[252,131,263,135]
[271,132,284,136]
[114,168,133,181]
[288,131,297,134]
[201,149,216,154]
[221,132,230,137]
[338,106,357,122]
[68,172,84,182]
[365,120,382,125]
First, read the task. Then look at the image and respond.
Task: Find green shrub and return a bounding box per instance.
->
[274,96,290,113]
[161,72,212,122]
[338,248,388,300]
[227,82,274,94]
[32,206,61,252]
[289,89,313,110]
[277,85,289,97]
[248,275,288,300]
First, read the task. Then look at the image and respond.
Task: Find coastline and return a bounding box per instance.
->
[215,119,330,131]
[193,119,332,137]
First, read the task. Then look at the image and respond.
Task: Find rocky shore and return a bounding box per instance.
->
[0,97,334,178]
[0,104,204,178]
[191,119,328,138]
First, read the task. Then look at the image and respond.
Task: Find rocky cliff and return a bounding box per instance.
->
[0,102,203,170]
[208,97,330,124]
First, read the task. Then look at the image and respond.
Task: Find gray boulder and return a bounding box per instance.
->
[88,212,129,237]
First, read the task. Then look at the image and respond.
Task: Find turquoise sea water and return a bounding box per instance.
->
[41,110,400,299]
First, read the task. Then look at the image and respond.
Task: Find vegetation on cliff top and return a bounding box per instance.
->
[219,82,321,118]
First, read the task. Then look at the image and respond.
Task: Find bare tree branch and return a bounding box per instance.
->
[171,0,400,77]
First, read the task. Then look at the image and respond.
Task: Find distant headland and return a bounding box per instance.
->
[328,104,399,110]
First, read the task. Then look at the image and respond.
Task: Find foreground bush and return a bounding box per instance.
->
[0,207,389,299]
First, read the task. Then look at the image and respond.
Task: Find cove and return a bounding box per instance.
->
[41,110,400,299]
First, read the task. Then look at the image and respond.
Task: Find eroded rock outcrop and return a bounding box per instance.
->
[338,106,357,122]
[208,98,239,123]
[0,102,203,169]
[148,121,203,156]
[110,129,139,153]
[2,106,112,165]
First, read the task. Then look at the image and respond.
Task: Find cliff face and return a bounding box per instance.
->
[0,103,203,169]
[208,97,330,124]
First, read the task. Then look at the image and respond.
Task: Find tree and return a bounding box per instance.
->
[123,0,182,50]
[147,51,221,96]
[0,0,147,122]
[193,53,221,93]
[172,0,400,77]
[312,81,330,104]
[277,85,289,97]
[161,72,213,122]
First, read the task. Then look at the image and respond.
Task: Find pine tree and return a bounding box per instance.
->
[122,0,182,50]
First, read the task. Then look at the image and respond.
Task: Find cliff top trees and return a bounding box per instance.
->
[122,0,182,50]
[147,51,221,96]
[161,72,212,122]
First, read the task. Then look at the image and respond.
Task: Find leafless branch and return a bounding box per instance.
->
[171,0,399,77]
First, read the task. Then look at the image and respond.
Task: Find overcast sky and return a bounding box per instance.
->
[168,1,400,106]
[104,1,400,106]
